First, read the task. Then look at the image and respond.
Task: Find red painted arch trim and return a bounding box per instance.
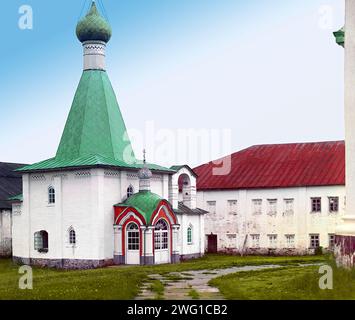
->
[150,200,177,225]
[114,206,147,225]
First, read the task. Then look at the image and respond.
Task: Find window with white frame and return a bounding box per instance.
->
[252,199,262,215]
[267,199,277,216]
[127,185,134,199]
[207,201,216,214]
[251,234,260,248]
[268,234,277,248]
[329,234,335,249]
[329,197,339,213]
[311,198,321,213]
[48,187,55,204]
[227,200,238,215]
[285,234,295,248]
[310,234,320,248]
[187,225,193,244]
[284,199,294,216]
[34,230,49,253]
[69,228,76,246]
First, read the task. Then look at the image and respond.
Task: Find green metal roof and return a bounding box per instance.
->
[56,70,135,162]
[8,194,23,202]
[76,2,112,43]
[17,154,174,173]
[115,191,163,224]
[17,69,174,173]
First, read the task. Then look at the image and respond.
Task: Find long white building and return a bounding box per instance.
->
[195,141,345,255]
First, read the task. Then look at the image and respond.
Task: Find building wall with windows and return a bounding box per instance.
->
[12,168,172,267]
[197,185,345,254]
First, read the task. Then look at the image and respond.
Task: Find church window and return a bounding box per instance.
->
[69,228,76,245]
[127,185,134,198]
[48,187,55,204]
[187,225,193,244]
[34,231,48,253]
[311,197,321,213]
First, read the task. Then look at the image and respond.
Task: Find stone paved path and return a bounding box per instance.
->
[135,264,282,300]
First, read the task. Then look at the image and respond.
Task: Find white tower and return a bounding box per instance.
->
[334,0,355,267]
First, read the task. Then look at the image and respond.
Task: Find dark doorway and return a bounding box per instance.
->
[207,234,218,253]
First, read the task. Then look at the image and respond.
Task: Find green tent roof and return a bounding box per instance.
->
[56,70,135,162]
[18,70,174,173]
[115,191,164,224]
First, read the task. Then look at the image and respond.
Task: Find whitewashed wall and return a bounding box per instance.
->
[12,168,174,263]
[0,210,12,256]
[177,213,205,258]
[197,186,345,253]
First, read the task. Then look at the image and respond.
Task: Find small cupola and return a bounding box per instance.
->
[138,150,153,192]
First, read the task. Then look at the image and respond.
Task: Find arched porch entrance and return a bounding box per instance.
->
[126,222,140,265]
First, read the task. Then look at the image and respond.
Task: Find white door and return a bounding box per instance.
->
[154,219,170,264]
[126,223,140,265]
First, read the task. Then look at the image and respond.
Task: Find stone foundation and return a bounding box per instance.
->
[334,235,355,268]
[180,253,203,261]
[13,256,114,270]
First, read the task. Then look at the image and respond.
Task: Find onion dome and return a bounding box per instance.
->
[76,1,112,43]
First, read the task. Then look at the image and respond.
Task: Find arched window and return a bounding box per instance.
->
[187,225,193,244]
[155,219,169,250]
[127,185,134,199]
[34,230,48,253]
[69,228,76,245]
[48,187,55,204]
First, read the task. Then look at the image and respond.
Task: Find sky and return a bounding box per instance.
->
[0,0,346,167]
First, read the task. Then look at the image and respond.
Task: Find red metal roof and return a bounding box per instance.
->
[194,141,345,191]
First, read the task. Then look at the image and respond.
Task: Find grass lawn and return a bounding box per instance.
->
[0,255,325,300]
[209,260,355,300]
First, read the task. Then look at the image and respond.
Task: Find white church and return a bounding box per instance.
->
[9,2,206,269]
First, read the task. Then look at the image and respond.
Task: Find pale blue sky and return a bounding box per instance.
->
[0,0,346,167]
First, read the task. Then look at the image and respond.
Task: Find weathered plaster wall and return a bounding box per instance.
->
[0,210,12,257]
[197,186,345,254]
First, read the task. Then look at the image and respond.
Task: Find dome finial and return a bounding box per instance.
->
[76,0,112,43]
